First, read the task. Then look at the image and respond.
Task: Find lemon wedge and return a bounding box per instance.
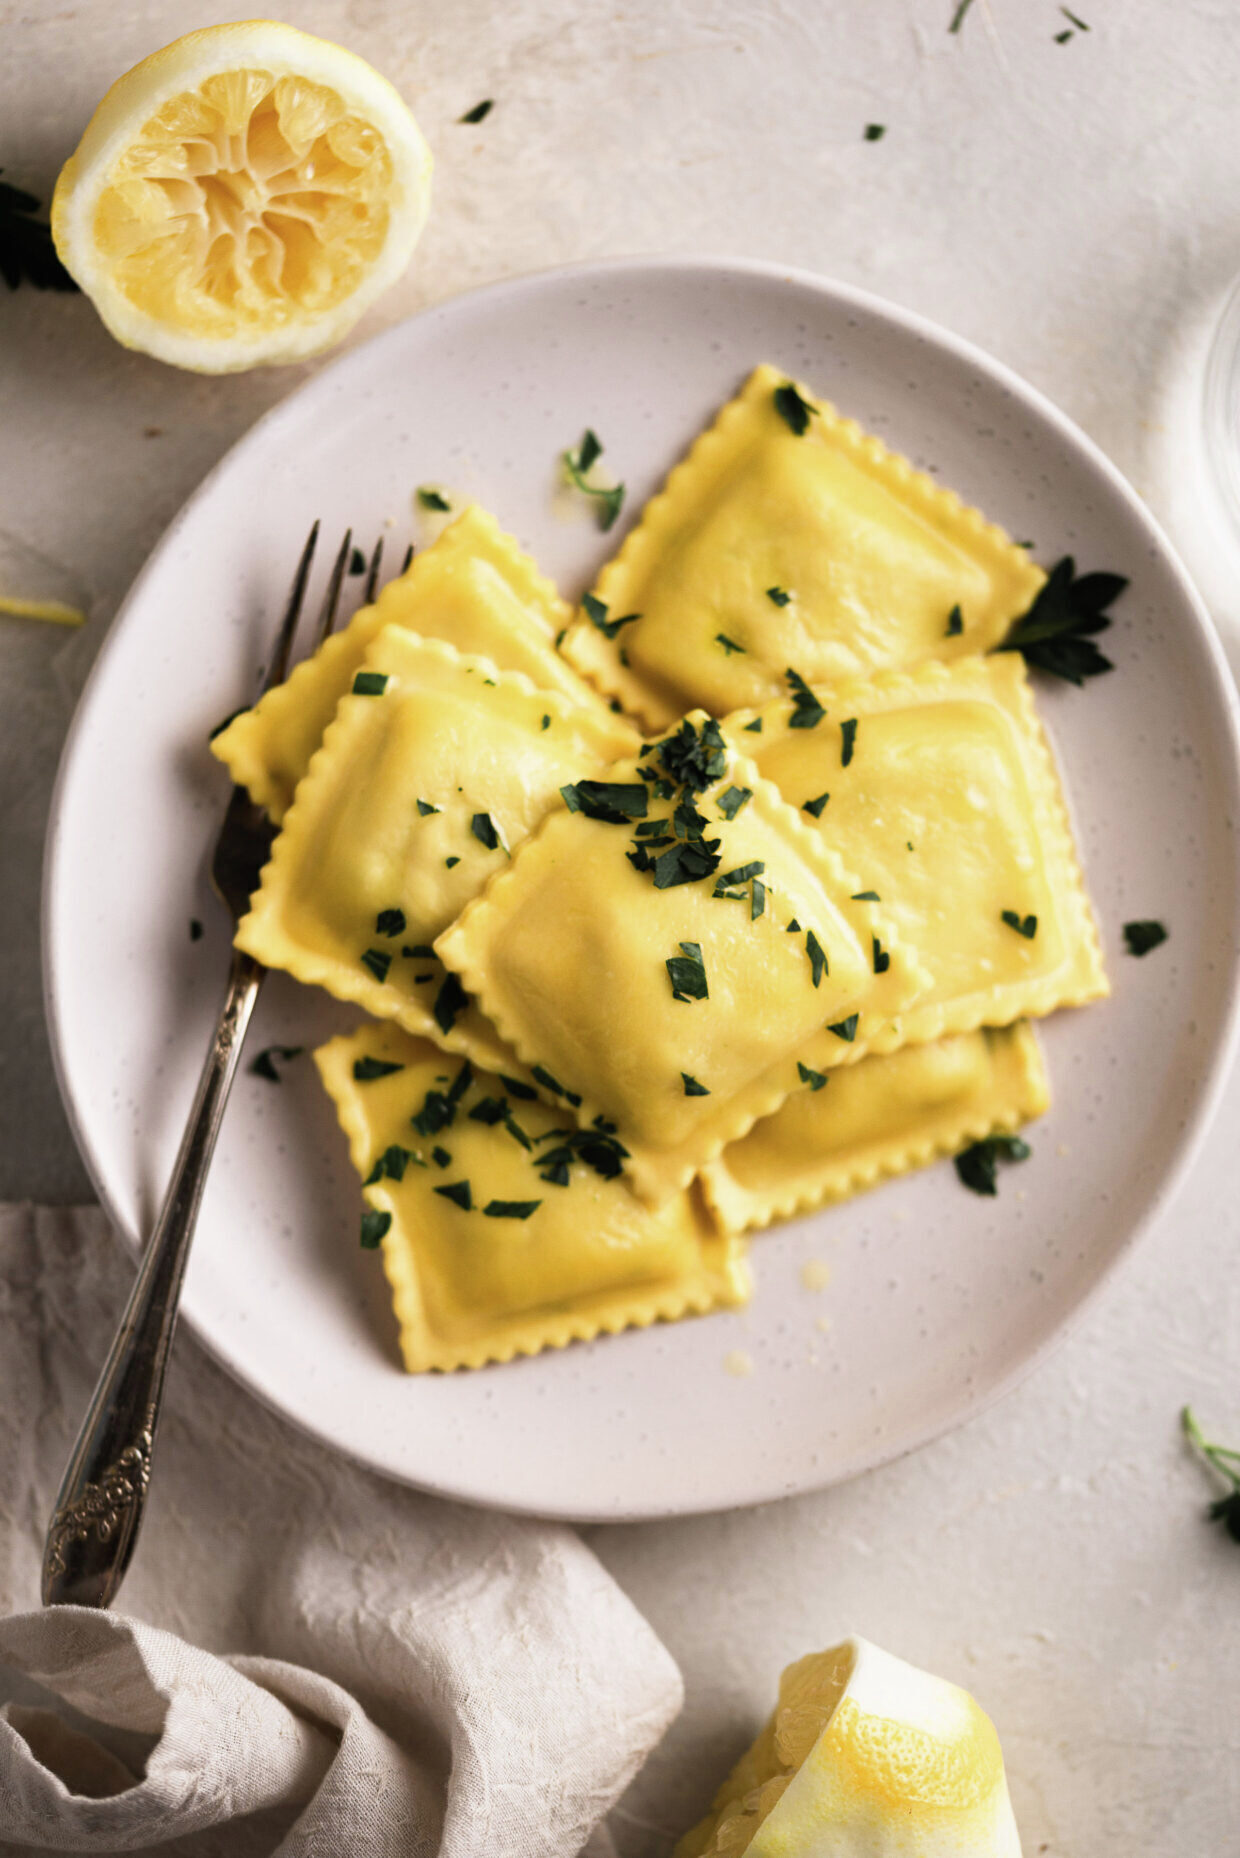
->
[677,1636,1023,1857]
[51,20,432,372]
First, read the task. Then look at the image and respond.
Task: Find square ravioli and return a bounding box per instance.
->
[315,1023,749,1371]
[723,653,1108,1061]
[561,363,1045,731]
[236,628,639,1074]
[435,714,931,1206]
[701,1023,1049,1235]
[213,504,603,821]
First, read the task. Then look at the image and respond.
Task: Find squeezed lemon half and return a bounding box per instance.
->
[52,20,432,372]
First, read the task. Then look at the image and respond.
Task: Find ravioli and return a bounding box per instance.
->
[315,1022,749,1372]
[435,714,931,1207]
[235,628,639,1074]
[561,363,1045,731]
[701,1024,1048,1236]
[213,503,601,821]
[723,653,1108,1064]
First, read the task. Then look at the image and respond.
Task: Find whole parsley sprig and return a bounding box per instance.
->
[0,173,77,292]
[1182,1407,1240,1544]
[998,556,1126,685]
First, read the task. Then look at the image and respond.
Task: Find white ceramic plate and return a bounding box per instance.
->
[44,258,1240,1520]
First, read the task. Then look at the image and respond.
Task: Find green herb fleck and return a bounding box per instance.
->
[582,590,640,639]
[445,856,460,869]
[716,632,746,655]
[360,948,391,984]
[806,930,827,989]
[484,1199,541,1219]
[0,172,78,292]
[418,487,451,511]
[681,1073,710,1097]
[955,1133,1031,1196]
[352,671,389,696]
[561,778,648,823]
[531,1064,582,1107]
[375,907,406,937]
[249,1044,304,1082]
[802,792,829,819]
[541,714,551,730]
[766,586,791,607]
[364,1144,421,1184]
[360,1208,391,1248]
[948,0,975,29]
[998,556,1125,684]
[459,98,493,123]
[1182,1407,1240,1545]
[1060,5,1089,26]
[1054,27,1073,39]
[563,431,625,531]
[435,1180,473,1209]
[717,785,752,820]
[667,940,709,1002]
[1001,910,1038,939]
[946,604,964,637]
[798,1062,828,1091]
[402,943,436,958]
[872,935,890,975]
[713,860,765,901]
[657,716,728,791]
[1124,919,1168,957]
[417,799,440,817]
[410,1061,473,1138]
[471,812,501,850]
[786,667,825,729]
[752,877,766,921]
[840,719,857,766]
[863,123,886,141]
[432,972,468,1034]
[828,1014,859,1042]
[851,890,880,902]
[743,717,764,733]
[535,1115,629,1185]
[773,381,818,436]
[786,917,802,933]
[352,1056,405,1082]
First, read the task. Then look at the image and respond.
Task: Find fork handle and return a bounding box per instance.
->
[42,949,265,1609]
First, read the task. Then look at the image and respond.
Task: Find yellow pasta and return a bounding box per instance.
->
[435,713,931,1206]
[235,628,638,1074]
[212,503,602,821]
[315,1022,749,1372]
[561,363,1044,731]
[723,653,1108,1069]
[701,1024,1049,1236]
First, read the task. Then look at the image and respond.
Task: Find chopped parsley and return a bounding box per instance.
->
[531,1064,582,1106]
[1182,1407,1240,1545]
[364,1144,421,1184]
[1001,910,1038,939]
[681,1073,710,1096]
[410,1061,473,1136]
[716,632,746,655]
[360,1208,391,1248]
[954,1133,1030,1196]
[1124,919,1168,957]
[802,792,829,819]
[713,861,764,906]
[417,487,451,511]
[352,671,389,696]
[773,381,818,436]
[1060,5,1089,26]
[445,856,460,869]
[360,948,392,983]
[828,1014,859,1042]
[563,430,625,531]
[535,1116,629,1185]
[840,719,858,766]
[805,930,827,989]
[766,586,791,606]
[872,935,890,974]
[582,591,640,639]
[0,172,77,292]
[948,0,975,29]
[431,1146,451,1168]
[752,877,766,920]
[658,716,728,790]
[786,917,802,933]
[190,918,203,941]
[459,98,493,123]
[501,1075,538,1100]
[561,779,648,822]
[863,123,886,141]
[946,604,964,637]
[542,714,551,730]
[798,1062,828,1091]
[402,944,436,958]
[667,940,709,1001]
[484,1199,541,1219]
[375,907,406,937]
[432,972,468,1034]
[417,799,440,816]
[352,1056,405,1082]
[998,556,1125,684]
[468,1095,533,1150]
[471,811,501,850]
[851,890,880,902]
[743,717,764,733]
[717,785,752,820]
[434,1180,473,1209]
[249,1044,304,1082]
[786,667,825,729]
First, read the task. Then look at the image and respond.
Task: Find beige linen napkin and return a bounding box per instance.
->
[0,1204,682,1856]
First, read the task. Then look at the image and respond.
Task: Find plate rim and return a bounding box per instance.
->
[42,251,1240,1520]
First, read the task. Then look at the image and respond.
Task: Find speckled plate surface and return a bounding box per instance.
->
[43,258,1240,1519]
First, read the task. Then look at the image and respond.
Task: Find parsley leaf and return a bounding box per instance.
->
[471,811,501,850]
[500,1075,537,1099]
[851,890,880,902]
[840,719,857,766]
[434,1181,473,1209]
[410,1061,473,1137]
[418,487,451,511]
[766,586,791,606]
[828,1014,859,1042]
[561,779,648,823]
[681,1073,710,1096]
[360,948,392,983]
[1124,919,1168,956]
[872,936,890,974]
[955,1133,1031,1196]
[459,99,494,123]
[531,1064,582,1106]
[752,877,766,920]
[365,1144,421,1184]
[536,1116,629,1185]
[949,0,976,29]
[798,1062,828,1091]
[786,666,825,729]
[863,123,886,141]
[998,556,1125,684]
[433,972,468,1035]
[743,717,763,733]
[563,430,625,531]
[802,792,829,818]
[806,930,827,988]
[716,632,746,655]
[352,1056,405,1082]
[352,671,389,696]
[946,604,964,637]
[360,1208,391,1248]
[648,839,723,887]
[1001,910,1038,939]
[484,1198,542,1219]
[773,381,818,435]
[667,940,709,1001]
[717,785,752,820]
[657,717,728,791]
[0,173,78,292]
[417,799,440,816]
[1182,1407,1240,1546]
[402,944,436,958]
[582,591,640,639]
[375,908,406,937]
[249,1044,304,1082]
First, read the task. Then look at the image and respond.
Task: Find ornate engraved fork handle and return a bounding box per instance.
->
[42,949,264,1608]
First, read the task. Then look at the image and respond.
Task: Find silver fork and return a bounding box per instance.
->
[41,523,387,1609]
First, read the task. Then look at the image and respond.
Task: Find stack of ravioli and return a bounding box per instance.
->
[214,364,1108,1373]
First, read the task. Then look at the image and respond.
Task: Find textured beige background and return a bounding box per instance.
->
[4,2,1240,1852]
